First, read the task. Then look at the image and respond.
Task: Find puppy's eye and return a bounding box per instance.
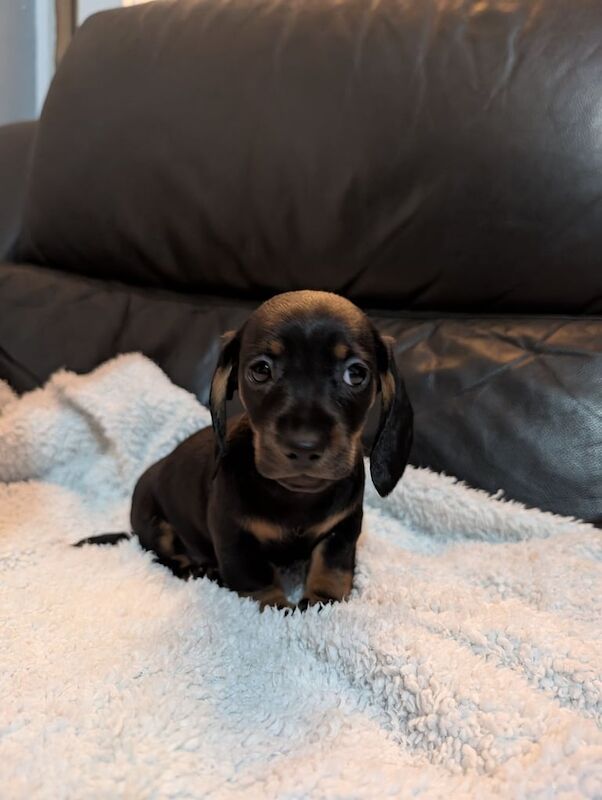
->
[248,358,273,384]
[343,359,370,388]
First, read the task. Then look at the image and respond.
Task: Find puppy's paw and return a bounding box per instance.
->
[190,564,223,585]
[260,596,296,614]
[298,594,337,612]
[243,585,295,614]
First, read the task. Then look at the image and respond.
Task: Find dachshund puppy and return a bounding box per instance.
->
[77,290,413,611]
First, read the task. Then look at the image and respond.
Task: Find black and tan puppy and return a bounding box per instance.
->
[77,291,413,611]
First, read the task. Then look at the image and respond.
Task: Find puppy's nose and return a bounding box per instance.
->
[282,432,324,463]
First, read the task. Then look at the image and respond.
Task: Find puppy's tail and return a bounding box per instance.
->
[73,532,131,548]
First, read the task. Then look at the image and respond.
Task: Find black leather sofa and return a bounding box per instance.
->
[0,0,600,523]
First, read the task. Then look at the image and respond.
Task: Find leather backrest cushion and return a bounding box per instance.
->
[19,0,602,312]
[0,121,36,261]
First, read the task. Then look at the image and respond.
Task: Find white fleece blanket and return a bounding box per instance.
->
[0,354,600,799]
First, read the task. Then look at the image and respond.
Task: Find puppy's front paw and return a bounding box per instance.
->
[298,594,337,612]
[191,564,223,585]
[260,596,296,614]
[242,585,295,613]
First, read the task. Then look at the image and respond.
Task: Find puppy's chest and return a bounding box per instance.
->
[241,506,351,548]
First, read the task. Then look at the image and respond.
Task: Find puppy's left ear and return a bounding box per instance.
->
[370,333,414,497]
[209,328,242,462]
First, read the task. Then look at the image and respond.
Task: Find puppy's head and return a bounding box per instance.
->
[209,290,413,496]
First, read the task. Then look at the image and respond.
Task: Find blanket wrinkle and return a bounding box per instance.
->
[0,353,600,799]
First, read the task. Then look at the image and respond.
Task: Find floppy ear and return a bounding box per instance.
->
[370,333,414,497]
[209,328,242,463]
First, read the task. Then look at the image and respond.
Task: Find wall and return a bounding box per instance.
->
[0,0,37,125]
[78,0,122,24]
[0,1,153,124]
[35,0,55,114]
[78,0,152,24]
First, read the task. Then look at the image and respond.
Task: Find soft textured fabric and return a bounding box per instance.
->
[1,355,601,798]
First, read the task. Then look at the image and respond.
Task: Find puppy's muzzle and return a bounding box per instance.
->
[254,409,357,486]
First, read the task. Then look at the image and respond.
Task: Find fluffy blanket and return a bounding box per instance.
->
[0,354,600,799]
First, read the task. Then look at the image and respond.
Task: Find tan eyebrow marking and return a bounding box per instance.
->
[267,340,284,356]
[334,343,349,360]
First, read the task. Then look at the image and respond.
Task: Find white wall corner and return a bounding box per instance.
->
[35,0,56,115]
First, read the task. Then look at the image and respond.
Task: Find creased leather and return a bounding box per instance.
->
[17,0,602,312]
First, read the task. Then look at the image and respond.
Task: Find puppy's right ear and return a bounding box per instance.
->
[209,328,242,463]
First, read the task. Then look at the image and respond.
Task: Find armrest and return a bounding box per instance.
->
[0,121,37,260]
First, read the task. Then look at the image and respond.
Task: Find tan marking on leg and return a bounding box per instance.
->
[157,521,192,568]
[157,521,176,556]
[303,539,353,605]
[242,517,284,543]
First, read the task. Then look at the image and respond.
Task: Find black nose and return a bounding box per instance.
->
[282,432,324,463]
